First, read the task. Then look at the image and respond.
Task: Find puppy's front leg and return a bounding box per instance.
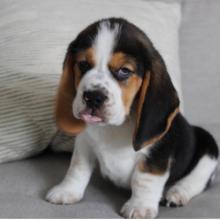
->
[121,157,169,219]
[46,135,95,205]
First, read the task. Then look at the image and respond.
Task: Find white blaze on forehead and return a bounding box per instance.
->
[93,21,120,72]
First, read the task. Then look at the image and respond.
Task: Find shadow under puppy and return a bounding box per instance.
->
[46,18,219,218]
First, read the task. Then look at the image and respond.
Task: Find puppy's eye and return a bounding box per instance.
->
[115,67,133,81]
[78,61,91,74]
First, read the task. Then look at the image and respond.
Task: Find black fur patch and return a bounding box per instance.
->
[133,51,179,150]
[143,113,219,186]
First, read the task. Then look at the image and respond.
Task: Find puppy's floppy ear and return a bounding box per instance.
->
[133,50,180,151]
[55,50,85,135]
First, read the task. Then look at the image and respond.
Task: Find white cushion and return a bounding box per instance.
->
[0,0,182,163]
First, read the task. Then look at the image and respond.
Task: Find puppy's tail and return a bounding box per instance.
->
[193,126,219,159]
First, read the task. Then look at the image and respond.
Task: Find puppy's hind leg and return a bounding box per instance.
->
[164,127,219,207]
[164,155,217,207]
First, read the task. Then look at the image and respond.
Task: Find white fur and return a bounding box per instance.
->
[86,119,137,188]
[165,155,218,206]
[121,159,169,218]
[46,119,167,219]
[46,119,138,202]
[46,135,95,204]
[72,21,126,126]
[94,21,120,72]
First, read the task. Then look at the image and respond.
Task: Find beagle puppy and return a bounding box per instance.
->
[46,18,219,218]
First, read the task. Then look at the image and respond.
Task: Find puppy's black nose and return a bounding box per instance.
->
[83,90,107,109]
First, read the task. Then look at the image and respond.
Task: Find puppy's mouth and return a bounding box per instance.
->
[79,108,104,124]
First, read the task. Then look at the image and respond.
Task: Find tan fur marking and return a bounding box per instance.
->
[120,75,142,114]
[55,53,85,135]
[108,52,141,114]
[134,72,151,135]
[138,158,172,175]
[73,65,81,88]
[76,48,96,65]
[73,47,96,88]
[109,52,136,72]
[138,160,166,175]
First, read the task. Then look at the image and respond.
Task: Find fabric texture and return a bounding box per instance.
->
[0,0,182,163]
[0,0,219,219]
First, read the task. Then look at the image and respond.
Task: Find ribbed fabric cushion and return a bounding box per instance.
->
[0,0,182,163]
[0,73,57,162]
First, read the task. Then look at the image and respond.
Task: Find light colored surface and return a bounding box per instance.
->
[0,0,220,218]
[181,0,220,125]
[0,134,219,219]
[0,0,182,163]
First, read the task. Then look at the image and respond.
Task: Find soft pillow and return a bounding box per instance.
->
[0,0,182,163]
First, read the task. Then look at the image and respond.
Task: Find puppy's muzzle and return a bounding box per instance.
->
[83,90,107,109]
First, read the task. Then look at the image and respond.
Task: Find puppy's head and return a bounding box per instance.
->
[56,18,179,150]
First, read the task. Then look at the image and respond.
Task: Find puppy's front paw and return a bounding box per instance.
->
[46,184,82,205]
[120,199,158,219]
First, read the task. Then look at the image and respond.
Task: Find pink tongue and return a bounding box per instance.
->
[81,111,103,123]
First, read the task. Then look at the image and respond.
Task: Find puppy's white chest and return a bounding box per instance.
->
[86,121,139,188]
[96,143,137,188]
